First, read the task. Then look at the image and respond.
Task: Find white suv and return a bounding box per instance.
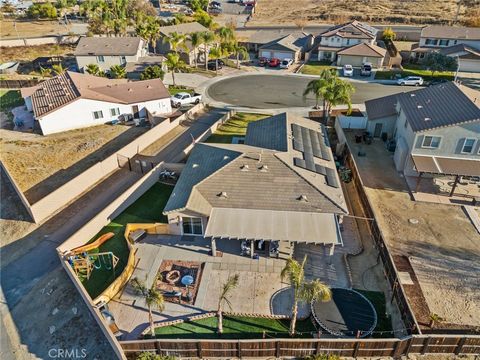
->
[280,58,294,69]
[343,64,354,77]
[397,76,424,86]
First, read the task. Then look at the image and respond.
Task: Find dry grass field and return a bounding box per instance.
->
[0,20,72,39]
[251,0,471,26]
[0,44,75,64]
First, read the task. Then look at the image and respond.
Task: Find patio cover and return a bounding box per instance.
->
[205,208,341,245]
[412,155,480,177]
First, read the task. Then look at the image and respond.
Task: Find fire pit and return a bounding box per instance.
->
[165,270,181,285]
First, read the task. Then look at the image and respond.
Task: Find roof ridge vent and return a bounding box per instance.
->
[410,93,415,97]
[417,105,423,109]
[424,117,431,121]
[147,85,152,89]
[217,191,228,198]
[297,194,308,202]
[259,164,268,172]
[240,164,249,171]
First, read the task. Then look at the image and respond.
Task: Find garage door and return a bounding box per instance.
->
[338,55,363,67]
[260,51,272,58]
[273,51,293,60]
[459,59,480,73]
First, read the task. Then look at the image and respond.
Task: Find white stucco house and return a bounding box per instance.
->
[20,71,172,135]
[75,36,148,72]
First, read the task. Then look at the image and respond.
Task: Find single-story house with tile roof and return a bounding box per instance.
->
[75,36,147,72]
[336,42,387,67]
[163,113,348,256]
[20,71,172,135]
[155,22,209,65]
[365,82,480,183]
[439,44,480,73]
[258,32,314,61]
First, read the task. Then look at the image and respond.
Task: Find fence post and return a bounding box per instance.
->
[155,340,162,355]
[421,337,431,355]
[455,337,467,355]
[275,340,280,358]
[392,339,402,358]
[197,341,202,358]
[405,337,413,356]
[316,341,321,355]
[238,340,242,358]
[352,341,360,357]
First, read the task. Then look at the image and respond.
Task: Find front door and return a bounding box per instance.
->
[132,105,140,119]
[373,123,383,138]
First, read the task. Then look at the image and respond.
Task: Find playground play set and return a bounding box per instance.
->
[67,232,120,281]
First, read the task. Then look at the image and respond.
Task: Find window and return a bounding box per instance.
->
[346,39,350,45]
[461,138,476,153]
[93,110,103,120]
[425,38,438,46]
[404,119,408,128]
[97,55,105,63]
[120,56,126,64]
[182,217,203,235]
[110,108,120,116]
[439,39,449,46]
[421,135,441,149]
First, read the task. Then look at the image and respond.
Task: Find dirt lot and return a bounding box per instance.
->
[1,20,73,39]
[251,0,464,26]
[0,111,148,203]
[345,131,480,329]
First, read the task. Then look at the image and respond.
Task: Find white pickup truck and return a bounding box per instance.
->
[170,92,202,107]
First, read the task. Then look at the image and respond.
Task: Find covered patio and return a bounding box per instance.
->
[205,208,344,259]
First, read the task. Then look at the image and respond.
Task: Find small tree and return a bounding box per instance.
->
[165,31,188,54]
[140,65,165,80]
[109,64,126,79]
[232,43,248,69]
[208,45,226,74]
[281,256,331,336]
[217,274,239,334]
[39,66,52,79]
[85,63,105,77]
[429,313,444,328]
[52,63,65,75]
[423,52,457,76]
[165,53,187,86]
[382,27,396,41]
[130,276,165,337]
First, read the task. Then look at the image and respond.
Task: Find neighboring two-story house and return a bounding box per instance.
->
[75,36,148,72]
[314,20,386,67]
[366,82,480,183]
[20,71,172,135]
[155,22,209,65]
[411,26,480,72]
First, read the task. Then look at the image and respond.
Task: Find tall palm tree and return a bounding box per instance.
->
[217,274,239,334]
[281,256,331,336]
[302,68,336,109]
[189,32,204,68]
[208,45,225,74]
[217,26,235,44]
[165,53,187,86]
[109,64,126,79]
[322,77,355,121]
[165,31,188,54]
[231,43,248,68]
[130,276,165,337]
[200,31,216,70]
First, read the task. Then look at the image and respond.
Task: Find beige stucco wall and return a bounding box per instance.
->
[337,54,383,67]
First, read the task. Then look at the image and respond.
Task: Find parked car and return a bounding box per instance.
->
[343,64,353,77]
[268,58,280,67]
[259,57,269,66]
[207,59,224,70]
[210,1,221,8]
[170,92,202,107]
[397,76,424,86]
[280,58,294,69]
[360,63,372,76]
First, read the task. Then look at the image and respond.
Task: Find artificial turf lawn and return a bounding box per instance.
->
[80,182,174,299]
[154,316,316,339]
[0,90,24,111]
[355,289,393,338]
[300,61,336,75]
[205,112,270,143]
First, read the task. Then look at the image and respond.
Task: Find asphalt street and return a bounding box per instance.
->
[207,74,417,109]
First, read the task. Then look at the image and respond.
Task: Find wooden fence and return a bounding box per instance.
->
[120,335,480,358]
[0,79,41,89]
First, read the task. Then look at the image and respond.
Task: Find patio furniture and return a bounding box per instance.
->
[181,275,194,287]
[166,270,181,285]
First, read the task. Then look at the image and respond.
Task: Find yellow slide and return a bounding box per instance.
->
[70,232,115,255]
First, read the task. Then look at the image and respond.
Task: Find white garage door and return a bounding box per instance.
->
[459,59,480,73]
[273,51,293,60]
[260,51,271,58]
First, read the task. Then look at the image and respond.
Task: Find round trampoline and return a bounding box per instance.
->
[311,288,377,338]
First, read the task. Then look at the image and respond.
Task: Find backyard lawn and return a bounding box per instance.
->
[154,316,316,339]
[205,112,270,143]
[300,61,336,76]
[168,86,194,96]
[80,182,174,299]
[0,90,24,111]
[375,64,454,81]
[356,289,393,338]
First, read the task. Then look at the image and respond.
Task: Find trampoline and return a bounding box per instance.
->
[311,288,377,338]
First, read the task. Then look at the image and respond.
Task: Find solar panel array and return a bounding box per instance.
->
[292,124,339,188]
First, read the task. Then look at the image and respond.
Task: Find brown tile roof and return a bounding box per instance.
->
[321,20,377,39]
[421,25,480,40]
[23,71,170,118]
[74,37,143,56]
[337,42,386,57]
[412,155,480,177]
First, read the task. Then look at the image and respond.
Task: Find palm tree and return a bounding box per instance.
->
[165,53,187,86]
[200,31,216,70]
[138,16,161,53]
[231,43,248,69]
[217,274,239,334]
[189,32,204,68]
[208,45,225,74]
[39,66,52,79]
[85,63,103,76]
[130,276,165,337]
[303,68,336,109]
[322,77,355,121]
[165,31,188,54]
[281,256,331,336]
[52,63,65,75]
[217,26,235,44]
[109,64,126,79]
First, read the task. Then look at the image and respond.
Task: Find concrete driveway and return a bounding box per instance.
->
[205,74,417,108]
